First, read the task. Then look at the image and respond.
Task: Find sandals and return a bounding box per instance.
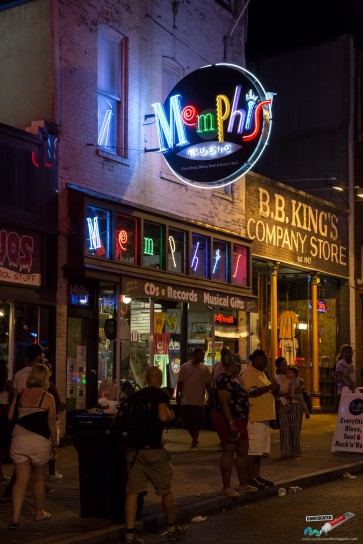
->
[34,511,52,521]
[8,522,20,530]
[222,488,240,497]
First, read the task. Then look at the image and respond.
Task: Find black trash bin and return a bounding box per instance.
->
[73,412,127,522]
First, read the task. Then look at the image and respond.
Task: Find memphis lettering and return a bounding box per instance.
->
[152,85,271,153]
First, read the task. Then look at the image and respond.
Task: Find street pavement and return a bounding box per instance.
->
[0,414,363,544]
[139,477,363,544]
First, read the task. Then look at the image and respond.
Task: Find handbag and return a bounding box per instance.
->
[269,418,280,430]
[303,391,312,413]
[269,398,280,429]
[11,391,22,426]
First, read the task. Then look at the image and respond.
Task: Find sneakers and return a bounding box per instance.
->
[123,535,144,544]
[167,524,187,541]
[0,473,10,482]
[255,476,274,487]
[49,471,63,481]
[238,484,259,493]
[45,484,53,494]
[247,479,265,490]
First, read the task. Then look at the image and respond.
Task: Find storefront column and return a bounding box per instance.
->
[270,263,279,364]
[258,272,267,351]
[116,286,121,400]
[149,298,155,367]
[311,273,321,410]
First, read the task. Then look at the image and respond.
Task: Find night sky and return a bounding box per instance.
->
[246,0,363,59]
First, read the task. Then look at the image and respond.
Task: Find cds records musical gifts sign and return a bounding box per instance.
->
[152,63,272,188]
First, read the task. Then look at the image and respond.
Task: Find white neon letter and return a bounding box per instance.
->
[191,242,199,271]
[152,95,189,152]
[87,217,102,250]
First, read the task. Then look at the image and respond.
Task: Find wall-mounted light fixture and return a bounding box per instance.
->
[330,183,363,199]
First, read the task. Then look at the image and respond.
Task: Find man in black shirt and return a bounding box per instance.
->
[123,366,187,544]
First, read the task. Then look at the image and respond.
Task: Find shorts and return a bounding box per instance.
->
[181,405,203,432]
[247,421,271,456]
[211,411,248,443]
[126,447,173,496]
[11,430,52,465]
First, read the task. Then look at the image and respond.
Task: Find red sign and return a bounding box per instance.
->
[0,227,41,286]
[317,300,327,312]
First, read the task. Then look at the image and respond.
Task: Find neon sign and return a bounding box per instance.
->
[87,217,102,251]
[214,314,236,325]
[191,242,200,271]
[118,230,128,251]
[168,236,177,268]
[213,249,221,274]
[144,237,154,255]
[152,63,272,188]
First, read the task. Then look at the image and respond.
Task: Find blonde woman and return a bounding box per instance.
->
[7,363,57,529]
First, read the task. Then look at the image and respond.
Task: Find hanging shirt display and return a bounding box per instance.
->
[279,338,299,365]
[278,310,299,339]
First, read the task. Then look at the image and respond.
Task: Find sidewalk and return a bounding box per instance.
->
[1,414,363,544]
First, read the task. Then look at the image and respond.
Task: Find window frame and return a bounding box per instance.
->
[97,26,128,158]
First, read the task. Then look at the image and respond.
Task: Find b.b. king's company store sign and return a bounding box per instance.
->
[245,176,349,278]
[152,63,272,188]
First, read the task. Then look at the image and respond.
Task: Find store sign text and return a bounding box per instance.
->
[0,228,41,286]
[123,278,257,312]
[247,188,347,267]
[151,64,272,188]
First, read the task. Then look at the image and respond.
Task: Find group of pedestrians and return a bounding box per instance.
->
[1,340,357,544]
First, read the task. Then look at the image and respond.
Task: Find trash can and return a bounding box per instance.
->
[73,412,127,522]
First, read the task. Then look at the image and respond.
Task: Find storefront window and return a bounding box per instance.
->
[98,285,117,388]
[212,239,228,282]
[115,213,137,263]
[168,228,186,273]
[66,317,87,410]
[85,205,111,259]
[190,233,209,278]
[143,221,163,269]
[232,244,248,286]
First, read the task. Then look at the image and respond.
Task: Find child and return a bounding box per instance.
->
[287,366,310,419]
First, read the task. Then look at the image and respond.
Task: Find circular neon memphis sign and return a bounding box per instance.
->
[152,63,272,188]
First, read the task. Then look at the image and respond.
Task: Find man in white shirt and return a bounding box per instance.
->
[13,344,45,393]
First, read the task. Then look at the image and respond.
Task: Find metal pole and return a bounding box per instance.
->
[115,285,121,401]
[270,263,279,364]
[311,273,321,410]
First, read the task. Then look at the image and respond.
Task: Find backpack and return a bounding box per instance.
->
[113,397,155,449]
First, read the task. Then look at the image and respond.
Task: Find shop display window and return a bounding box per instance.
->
[85,205,111,259]
[98,285,117,387]
[66,316,87,410]
[232,244,248,286]
[212,239,228,282]
[115,213,137,263]
[167,228,186,273]
[143,221,163,269]
[190,233,209,278]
